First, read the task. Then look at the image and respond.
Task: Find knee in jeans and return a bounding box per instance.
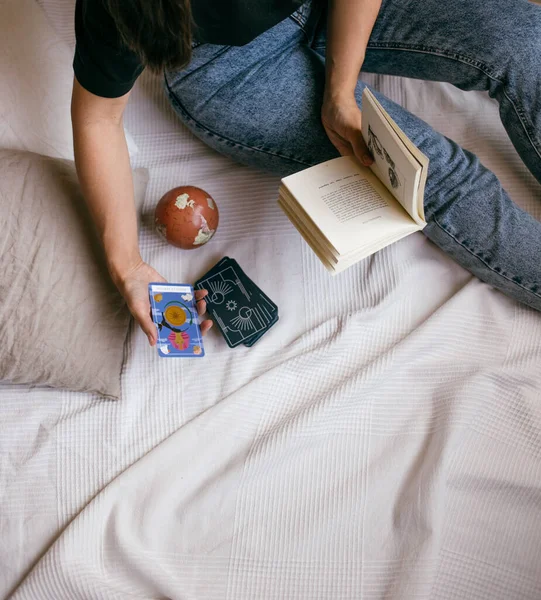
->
[500,12,541,77]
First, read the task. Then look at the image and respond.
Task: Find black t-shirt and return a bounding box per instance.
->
[74,0,301,98]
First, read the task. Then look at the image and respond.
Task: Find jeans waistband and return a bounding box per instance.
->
[290,0,325,42]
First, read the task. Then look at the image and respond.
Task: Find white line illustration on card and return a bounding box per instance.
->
[197,265,268,346]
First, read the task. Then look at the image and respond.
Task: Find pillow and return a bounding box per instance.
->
[0,150,148,398]
[0,0,138,159]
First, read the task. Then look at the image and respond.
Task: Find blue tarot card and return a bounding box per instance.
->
[148,283,205,358]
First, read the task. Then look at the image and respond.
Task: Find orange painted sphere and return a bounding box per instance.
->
[154,186,219,250]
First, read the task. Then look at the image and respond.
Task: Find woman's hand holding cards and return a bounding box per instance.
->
[115,260,212,346]
[195,289,213,337]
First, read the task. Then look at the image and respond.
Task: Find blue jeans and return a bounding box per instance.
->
[165,0,541,312]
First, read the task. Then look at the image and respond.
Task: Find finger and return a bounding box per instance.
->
[333,138,354,157]
[327,131,354,157]
[352,134,374,167]
[323,124,354,157]
[196,299,207,316]
[134,307,158,346]
[195,289,209,300]
[200,319,213,336]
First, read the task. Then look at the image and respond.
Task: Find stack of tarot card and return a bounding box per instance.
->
[195,257,279,348]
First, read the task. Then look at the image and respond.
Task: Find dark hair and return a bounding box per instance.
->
[104,0,194,72]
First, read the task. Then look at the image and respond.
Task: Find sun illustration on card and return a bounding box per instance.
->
[208,280,233,304]
[230,307,256,331]
[155,300,194,335]
[164,304,187,327]
[226,300,237,311]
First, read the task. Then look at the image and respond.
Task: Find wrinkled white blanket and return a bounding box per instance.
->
[2,1,541,598]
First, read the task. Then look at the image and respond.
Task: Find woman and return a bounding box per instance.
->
[72,0,541,345]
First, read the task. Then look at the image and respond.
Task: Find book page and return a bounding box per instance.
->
[321,178,388,224]
[361,88,426,225]
[364,89,429,222]
[278,198,338,270]
[280,197,420,274]
[280,156,421,257]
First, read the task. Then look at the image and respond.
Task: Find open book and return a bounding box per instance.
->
[278,88,429,274]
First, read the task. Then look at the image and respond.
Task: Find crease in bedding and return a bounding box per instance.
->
[2,1,541,598]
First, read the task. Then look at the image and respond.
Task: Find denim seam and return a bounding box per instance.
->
[367,42,503,77]
[431,216,541,299]
[289,1,310,33]
[164,78,314,168]
[366,43,541,162]
[165,45,232,84]
[289,14,306,33]
[500,87,541,162]
[289,14,311,41]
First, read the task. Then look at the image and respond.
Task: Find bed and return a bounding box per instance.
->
[1,1,541,598]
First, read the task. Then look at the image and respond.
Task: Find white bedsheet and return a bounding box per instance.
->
[2,2,541,598]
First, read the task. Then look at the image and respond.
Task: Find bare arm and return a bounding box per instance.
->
[321,0,381,163]
[71,78,140,282]
[71,79,211,344]
[325,0,382,102]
